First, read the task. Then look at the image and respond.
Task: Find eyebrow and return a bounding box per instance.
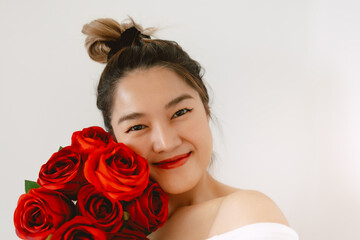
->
[117,93,194,125]
[117,112,145,125]
[165,93,194,109]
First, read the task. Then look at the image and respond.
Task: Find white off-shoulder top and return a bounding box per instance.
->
[206,223,299,240]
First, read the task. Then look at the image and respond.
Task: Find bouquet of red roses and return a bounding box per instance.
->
[13,126,168,240]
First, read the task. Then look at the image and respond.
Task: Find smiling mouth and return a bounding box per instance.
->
[152,152,192,169]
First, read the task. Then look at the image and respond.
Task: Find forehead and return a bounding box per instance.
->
[112,67,198,112]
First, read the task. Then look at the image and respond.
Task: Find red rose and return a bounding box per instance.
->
[71,126,113,155]
[51,216,107,240]
[84,142,149,201]
[109,227,149,240]
[37,146,85,199]
[126,181,168,234]
[14,187,75,240]
[77,184,123,232]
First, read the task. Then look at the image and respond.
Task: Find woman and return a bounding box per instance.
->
[82,18,299,240]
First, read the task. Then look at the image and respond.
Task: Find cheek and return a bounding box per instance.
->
[119,137,151,160]
[129,144,148,159]
[191,110,211,136]
[113,129,150,158]
[183,112,212,153]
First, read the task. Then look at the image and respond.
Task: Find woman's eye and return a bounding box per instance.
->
[171,108,193,119]
[125,125,146,133]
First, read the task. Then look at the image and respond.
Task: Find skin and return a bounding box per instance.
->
[111,66,289,239]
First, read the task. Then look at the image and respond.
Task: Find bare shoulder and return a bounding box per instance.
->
[222,190,289,225]
[208,189,289,237]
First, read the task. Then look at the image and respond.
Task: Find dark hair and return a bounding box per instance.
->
[82,18,210,134]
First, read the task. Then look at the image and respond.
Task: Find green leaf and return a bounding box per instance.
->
[46,234,52,240]
[123,211,130,221]
[58,146,63,151]
[25,180,40,193]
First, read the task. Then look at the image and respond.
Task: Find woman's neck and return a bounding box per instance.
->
[166,172,226,218]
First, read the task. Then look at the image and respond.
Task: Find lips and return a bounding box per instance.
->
[153,152,191,169]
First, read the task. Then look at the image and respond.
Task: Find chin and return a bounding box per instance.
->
[149,153,211,195]
[156,174,202,195]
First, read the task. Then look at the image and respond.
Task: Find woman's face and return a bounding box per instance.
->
[111,66,213,194]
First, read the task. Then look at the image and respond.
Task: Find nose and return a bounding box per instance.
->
[151,122,182,153]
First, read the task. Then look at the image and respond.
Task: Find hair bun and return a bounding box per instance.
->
[106,26,151,61]
[82,18,122,63]
[82,18,153,63]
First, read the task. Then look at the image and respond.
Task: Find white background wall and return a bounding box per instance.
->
[1,0,359,239]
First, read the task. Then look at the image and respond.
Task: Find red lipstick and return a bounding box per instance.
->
[153,152,191,169]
